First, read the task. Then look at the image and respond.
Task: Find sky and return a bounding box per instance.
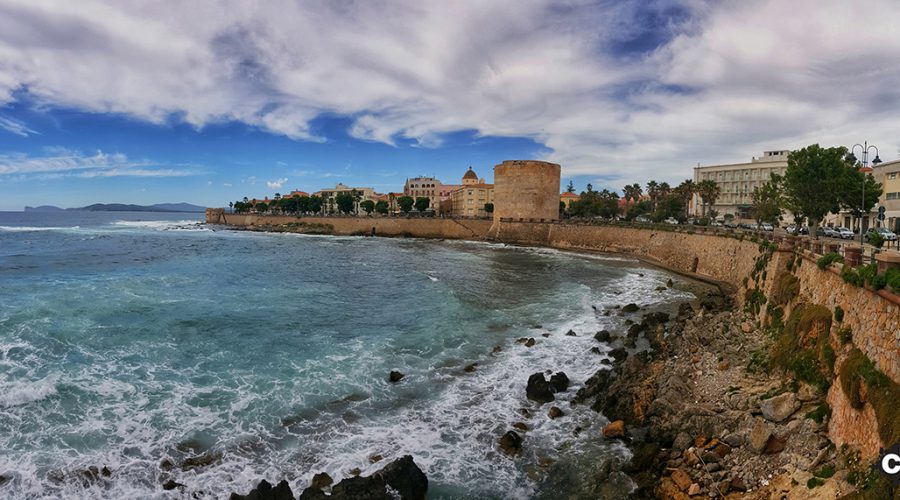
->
[1,0,900,210]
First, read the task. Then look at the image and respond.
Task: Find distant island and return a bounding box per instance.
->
[24,203,206,213]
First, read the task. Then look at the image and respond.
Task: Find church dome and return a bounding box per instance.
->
[462,166,478,181]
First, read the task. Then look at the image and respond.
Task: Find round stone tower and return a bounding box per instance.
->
[491,160,561,223]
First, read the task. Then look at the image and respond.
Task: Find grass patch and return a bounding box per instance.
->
[833,305,844,323]
[839,348,900,446]
[805,402,831,424]
[746,348,770,374]
[837,326,852,345]
[770,303,833,391]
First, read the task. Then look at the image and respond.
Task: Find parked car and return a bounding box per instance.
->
[816,226,839,238]
[836,227,854,239]
[723,219,738,228]
[759,223,774,232]
[664,217,679,225]
[867,227,898,241]
[634,215,652,224]
[787,225,809,235]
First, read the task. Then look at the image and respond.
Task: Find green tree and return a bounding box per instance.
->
[335,192,355,214]
[566,180,575,193]
[375,200,389,215]
[414,197,430,213]
[626,200,652,220]
[751,173,784,226]
[360,199,375,215]
[484,202,494,214]
[308,196,323,214]
[782,144,851,239]
[696,179,721,216]
[570,188,619,218]
[674,179,694,219]
[653,195,683,222]
[841,164,883,233]
[646,180,659,211]
[398,195,415,214]
[256,202,268,214]
[351,189,363,214]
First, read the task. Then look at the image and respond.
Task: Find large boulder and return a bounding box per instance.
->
[549,372,569,393]
[499,431,523,455]
[372,455,428,500]
[229,479,294,500]
[602,420,626,439]
[526,373,554,404]
[302,455,427,500]
[622,303,640,313]
[747,418,771,453]
[759,393,799,422]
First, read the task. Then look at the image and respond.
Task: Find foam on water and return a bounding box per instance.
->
[0,225,80,232]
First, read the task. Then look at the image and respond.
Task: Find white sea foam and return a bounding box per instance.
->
[0,377,58,408]
[110,220,207,231]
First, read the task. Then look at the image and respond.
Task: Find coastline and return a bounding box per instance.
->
[212,221,893,499]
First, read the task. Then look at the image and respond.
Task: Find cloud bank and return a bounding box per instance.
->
[0,148,200,179]
[1,0,899,186]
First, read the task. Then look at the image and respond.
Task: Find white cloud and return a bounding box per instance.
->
[223,182,233,187]
[1,0,899,188]
[266,177,288,189]
[0,115,38,137]
[0,148,200,178]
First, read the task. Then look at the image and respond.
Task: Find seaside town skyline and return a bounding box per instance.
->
[2,0,900,211]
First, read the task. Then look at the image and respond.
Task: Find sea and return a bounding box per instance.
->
[0,211,702,499]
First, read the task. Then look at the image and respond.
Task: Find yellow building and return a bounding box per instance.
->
[560,191,580,210]
[450,167,494,217]
[691,150,789,219]
[875,159,900,233]
[313,183,377,214]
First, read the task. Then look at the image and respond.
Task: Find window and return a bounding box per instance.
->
[887,192,899,200]
[889,173,897,179]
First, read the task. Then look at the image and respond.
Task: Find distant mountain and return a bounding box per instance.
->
[24,205,65,212]
[23,202,207,213]
[149,203,206,213]
[74,203,206,213]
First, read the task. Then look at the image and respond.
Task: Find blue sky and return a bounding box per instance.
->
[1,0,899,210]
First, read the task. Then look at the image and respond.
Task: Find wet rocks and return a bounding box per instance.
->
[229,479,293,500]
[602,420,625,439]
[526,372,555,403]
[516,337,536,347]
[310,472,333,490]
[548,372,569,393]
[388,371,405,383]
[547,406,565,419]
[162,479,184,491]
[608,347,627,363]
[622,303,640,313]
[499,431,523,455]
[759,392,799,422]
[463,363,478,373]
[565,329,577,336]
[181,452,222,471]
[594,330,611,342]
[296,456,427,500]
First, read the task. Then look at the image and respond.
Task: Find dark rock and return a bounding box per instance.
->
[541,333,551,338]
[513,422,528,431]
[667,278,674,287]
[590,346,601,355]
[526,373,554,403]
[389,371,405,383]
[548,372,569,393]
[229,479,293,500]
[463,363,478,373]
[622,303,640,313]
[499,431,523,455]
[162,479,184,491]
[655,286,667,291]
[310,472,333,489]
[608,348,628,363]
[101,466,111,477]
[565,330,577,336]
[516,337,536,347]
[764,434,787,454]
[159,459,173,470]
[372,455,428,500]
[572,370,612,404]
[328,476,386,499]
[491,345,502,355]
[369,454,383,464]
[547,406,565,419]
[626,323,645,338]
[594,330,612,342]
[181,452,222,471]
[297,487,329,500]
[677,302,694,318]
[602,420,625,439]
[759,392,799,422]
[624,337,636,348]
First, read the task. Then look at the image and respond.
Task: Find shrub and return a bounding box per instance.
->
[885,267,900,294]
[816,252,843,270]
[771,304,833,391]
[868,231,885,249]
[837,326,852,344]
[833,305,844,323]
[839,348,900,445]
[744,287,766,315]
[805,402,831,424]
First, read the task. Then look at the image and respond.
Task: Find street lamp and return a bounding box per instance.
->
[848,141,882,246]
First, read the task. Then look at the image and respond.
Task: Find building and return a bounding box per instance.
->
[691,150,790,219]
[491,160,561,222]
[403,177,442,212]
[313,183,377,214]
[560,191,580,210]
[875,159,900,233]
[450,166,494,217]
[437,184,461,215]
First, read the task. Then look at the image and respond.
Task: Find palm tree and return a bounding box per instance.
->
[646,180,659,211]
[697,180,721,217]
[228,201,233,213]
[675,179,695,219]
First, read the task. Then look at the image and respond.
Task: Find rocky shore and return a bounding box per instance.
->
[559,292,888,498]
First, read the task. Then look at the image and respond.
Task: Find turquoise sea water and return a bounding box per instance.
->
[0,212,697,499]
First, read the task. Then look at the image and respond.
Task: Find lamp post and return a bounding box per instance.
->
[848,142,882,247]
